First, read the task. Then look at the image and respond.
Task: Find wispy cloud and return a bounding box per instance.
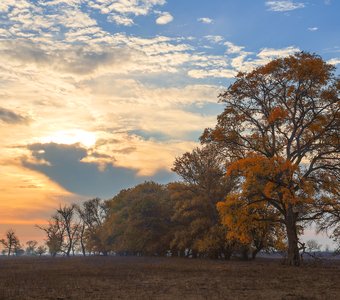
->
[308,27,318,31]
[0,107,29,124]
[205,35,224,44]
[266,1,305,12]
[198,17,213,24]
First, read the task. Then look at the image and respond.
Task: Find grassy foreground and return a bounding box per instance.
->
[0,256,339,299]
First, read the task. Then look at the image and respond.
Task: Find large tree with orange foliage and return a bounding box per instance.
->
[202,52,339,266]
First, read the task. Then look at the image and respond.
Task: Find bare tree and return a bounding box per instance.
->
[26,240,38,256]
[36,245,47,256]
[76,198,107,256]
[37,204,80,256]
[306,239,322,253]
[0,229,20,256]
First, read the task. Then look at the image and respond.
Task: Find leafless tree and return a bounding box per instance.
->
[0,229,20,256]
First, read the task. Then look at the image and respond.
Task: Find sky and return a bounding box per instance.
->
[0,0,339,246]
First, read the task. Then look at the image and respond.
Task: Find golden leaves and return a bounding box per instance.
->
[267,106,288,124]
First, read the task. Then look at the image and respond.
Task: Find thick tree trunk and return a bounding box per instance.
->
[285,208,300,266]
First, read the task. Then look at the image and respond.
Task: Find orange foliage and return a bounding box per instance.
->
[267,107,288,124]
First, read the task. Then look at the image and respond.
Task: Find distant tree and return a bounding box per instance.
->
[36,245,47,256]
[37,218,63,257]
[0,229,21,256]
[306,239,322,253]
[14,246,25,256]
[26,240,38,256]
[324,244,330,253]
[317,188,340,254]
[202,52,340,266]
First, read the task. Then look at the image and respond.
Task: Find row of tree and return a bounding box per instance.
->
[37,52,339,266]
[0,229,47,256]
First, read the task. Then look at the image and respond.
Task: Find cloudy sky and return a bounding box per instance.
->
[1,0,339,243]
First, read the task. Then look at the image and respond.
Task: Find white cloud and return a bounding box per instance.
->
[257,46,299,58]
[108,14,135,26]
[328,58,340,65]
[188,69,236,79]
[155,12,174,25]
[308,27,318,31]
[224,41,246,54]
[198,17,213,24]
[88,0,166,16]
[266,1,305,12]
[205,35,224,44]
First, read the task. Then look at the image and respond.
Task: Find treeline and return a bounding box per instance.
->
[36,145,339,260]
[0,229,47,256]
[34,145,286,259]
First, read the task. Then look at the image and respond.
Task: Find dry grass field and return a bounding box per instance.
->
[0,256,339,299]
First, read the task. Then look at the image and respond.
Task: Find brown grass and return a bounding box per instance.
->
[0,256,339,299]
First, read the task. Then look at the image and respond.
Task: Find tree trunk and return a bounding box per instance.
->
[285,208,300,266]
[80,239,86,256]
[241,246,249,260]
[252,249,259,260]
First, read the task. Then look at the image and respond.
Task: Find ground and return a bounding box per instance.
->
[0,256,339,299]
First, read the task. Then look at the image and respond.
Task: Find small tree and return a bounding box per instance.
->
[37,204,80,256]
[36,245,47,256]
[76,198,108,256]
[0,229,20,256]
[26,240,38,256]
[306,239,322,253]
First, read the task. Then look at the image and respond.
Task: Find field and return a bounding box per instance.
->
[0,256,339,299]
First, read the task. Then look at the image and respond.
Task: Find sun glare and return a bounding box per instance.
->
[40,129,96,148]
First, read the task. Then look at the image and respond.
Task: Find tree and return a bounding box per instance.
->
[36,245,47,256]
[202,52,340,266]
[306,239,321,253]
[37,218,63,256]
[0,229,20,256]
[105,182,174,256]
[37,204,80,256]
[170,145,235,259]
[26,240,38,256]
[76,198,108,256]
